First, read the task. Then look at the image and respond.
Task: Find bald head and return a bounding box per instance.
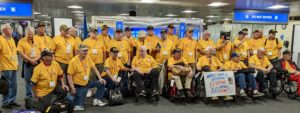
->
[68,27,77,37]
[139,46,147,57]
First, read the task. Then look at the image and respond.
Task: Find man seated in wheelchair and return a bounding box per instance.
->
[29,49,69,111]
[131,46,160,97]
[101,47,132,96]
[224,52,264,97]
[167,48,193,98]
[280,50,300,96]
[248,48,278,94]
[196,47,233,101]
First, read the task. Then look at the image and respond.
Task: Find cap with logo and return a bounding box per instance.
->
[167,24,175,28]
[59,24,68,31]
[101,25,109,30]
[230,52,240,58]
[125,27,132,31]
[172,48,182,54]
[269,29,278,34]
[116,28,123,33]
[37,22,46,28]
[41,49,54,58]
[89,27,97,33]
[160,29,167,34]
[283,50,292,55]
[186,28,194,32]
[78,44,89,51]
[147,25,154,30]
[110,47,119,53]
[138,30,147,38]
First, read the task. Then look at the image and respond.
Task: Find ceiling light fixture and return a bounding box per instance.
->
[206,15,219,18]
[165,14,178,17]
[141,0,155,3]
[223,18,232,21]
[119,13,129,16]
[39,14,48,17]
[267,5,289,9]
[208,2,229,7]
[33,12,41,15]
[72,11,84,14]
[181,10,197,13]
[74,13,84,16]
[67,5,82,9]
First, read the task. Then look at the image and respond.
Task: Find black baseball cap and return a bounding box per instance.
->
[269,29,277,34]
[160,29,167,34]
[147,25,154,30]
[37,22,46,28]
[172,48,182,54]
[89,27,97,33]
[167,24,175,28]
[101,25,109,30]
[116,28,123,33]
[242,28,248,31]
[41,49,54,58]
[110,47,119,53]
[238,31,246,35]
[124,27,132,31]
[253,30,260,33]
[230,52,240,58]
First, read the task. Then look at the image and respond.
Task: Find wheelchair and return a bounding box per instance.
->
[273,60,298,99]
[129,72,160,103]
[161,60,199,102]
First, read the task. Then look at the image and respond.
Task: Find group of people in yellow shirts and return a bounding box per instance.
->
[0,21,289,111]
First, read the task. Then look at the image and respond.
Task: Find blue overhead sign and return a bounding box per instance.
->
[0,2,32,18]
[234,10,289,24]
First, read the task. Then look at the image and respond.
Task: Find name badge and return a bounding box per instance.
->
[188,52,193,56]
[223,54,228,60]
[268,52,273,56]
[49,81,55,87]
[170,79,175,87]
[30,48,36,58]
[253,50,257,54]
[117,53,122,57]
[163,51,168,55]
[92,49,98,54]
[242,52,247,56]
[84,75,89,81]
[117,76,122,83]
[66,44,72,54]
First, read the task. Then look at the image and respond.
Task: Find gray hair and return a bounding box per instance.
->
[258,47,265,52]
[25,26,35,35]
[139,46,147,51]
[68,26,76,32]
[1,23,12,33]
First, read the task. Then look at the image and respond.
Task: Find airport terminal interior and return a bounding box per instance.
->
[1,0,300,113]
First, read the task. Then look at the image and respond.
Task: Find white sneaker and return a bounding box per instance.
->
[73,106,84,111]
[93,99,107,106]
[86,89,92,98]
[240,89,246,96]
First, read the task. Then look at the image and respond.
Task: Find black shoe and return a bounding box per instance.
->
[262,89,269,94]
[185,90,194,98]
[2,104,13,109]
[9,102,21,107]
[177,90,186,98]
[151,90,159,97]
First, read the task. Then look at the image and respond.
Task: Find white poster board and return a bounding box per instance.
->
[204,71,236,97]
[292,25,300,66]
[53,18,73,36]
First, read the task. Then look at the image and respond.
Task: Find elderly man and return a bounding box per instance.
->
[264,29,283,63]
[234,31,250,65]
[34,22,55,50]
[145,25,159,56]
[68,27,82,52]
[216,32,232,63]
[0,23,20,109]
[166,24,179,44]
[124,27,139,57]
[248,30,266,55]
[67,44,107,110]
[167,48,193,98]
[197,30,216,57]
[30,49,69,111]
[196,47,229,101]
[154,29,174,65]
[136,30,149,56]
[17,26,45,98]
[98,25,111,48]
[249,48,277,94]
[280,50,300,96]
[177,28,197,69]
[131,46,160,97]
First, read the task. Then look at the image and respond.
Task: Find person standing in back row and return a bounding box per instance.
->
[177,28,197,69]
[34,22,55,50]
[264,29,283,64]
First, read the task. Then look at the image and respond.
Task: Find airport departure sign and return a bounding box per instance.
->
[234,10,289,24]
[0,2,32,18]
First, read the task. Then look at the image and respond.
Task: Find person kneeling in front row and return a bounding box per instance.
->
[30,49,69,111]
[67,44,107,111]
[131,46,160,97]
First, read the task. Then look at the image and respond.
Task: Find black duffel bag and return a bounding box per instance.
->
[0,72,9,95]
[109,87,124,106]
[235,68,256,75]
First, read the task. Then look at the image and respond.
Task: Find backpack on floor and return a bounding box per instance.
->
[0,72,9,95]
[44,99,74,113]
[109,87,124,106]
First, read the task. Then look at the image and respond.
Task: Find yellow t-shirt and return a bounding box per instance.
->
[67,55,95,86]
[248,37,266,55]
[17,37,45,59]
[264,38,283,60]
[124,37,139,48]
[233,38,249,60]
[34,35,55,51]
[196,56,223,71]
[145,35,160,51]
[108,39,131,64]
[216,39,232,63]
[0,36,18,70]
[177,37,197,63]
[102,57,125,77]
[224,61,247,71]
[53,35,76,64]
[167,57,188,79]
[132,55,158,73]
[74,37,82,51]
[97,34,111,48]
[155,39,174,64]
[248,55,271,69]
[196,38,216,57]
[283,61,296,73]
[31,61,63,97]
[166,34,179,46]
[83,37,106,64]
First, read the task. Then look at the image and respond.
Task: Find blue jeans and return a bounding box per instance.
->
[235,73,247,89]
[1,70,17,105]
[23,62,35,98]
[72,80,105,106]
[247,73,257,90]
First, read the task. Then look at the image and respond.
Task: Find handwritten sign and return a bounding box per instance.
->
[203,71,236,97]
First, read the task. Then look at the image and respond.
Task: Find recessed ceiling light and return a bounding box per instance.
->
[181,10,197,13]
[33,12,41,15]
[223,18,232,21]
[67,5,82,9]
[72,11,84,14]
[267,5,289,9]
[206,15,219,18]
[119,13,129,16]
[39,14,48,17]
[208,2,229,7]
[141,0,155,3]
[165,14,178,17]
[74,13,84,16]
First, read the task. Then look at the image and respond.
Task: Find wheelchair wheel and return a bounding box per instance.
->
[287,93,297,100]
[271,93,277,99]
[154,95,160,102]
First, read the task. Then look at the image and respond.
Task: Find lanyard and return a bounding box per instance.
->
[6,38,15,54]
[46,65,54,81]
[63,37,69,46]
[80,59,87,75]
[92,38,98,48]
